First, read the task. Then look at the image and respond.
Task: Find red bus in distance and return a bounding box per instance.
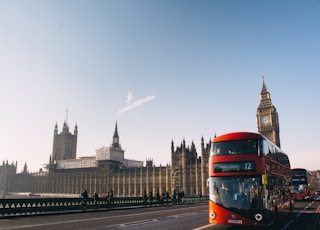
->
[291,168,315,201]
[208,132,293,227]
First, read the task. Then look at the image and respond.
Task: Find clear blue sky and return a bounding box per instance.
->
[1,0,319,172]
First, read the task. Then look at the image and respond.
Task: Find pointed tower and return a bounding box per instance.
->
[257,77,281,147]
[52,121,78,161]
[200,136,210,195]
[23,162,28,174]
[112,122,121,149]
[96,122,124,162]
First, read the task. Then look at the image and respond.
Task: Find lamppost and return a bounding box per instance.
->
[171,169,177,192]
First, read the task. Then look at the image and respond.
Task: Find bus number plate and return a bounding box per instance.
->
[227,219,243,224]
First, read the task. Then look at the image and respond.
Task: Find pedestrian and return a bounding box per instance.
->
[177,191,181,204]
[110,190,114,207]
[161,192,165,205]
[181,191,185,204]
[81,189,88,210]
[156,190,160,206]
[173,189,177,204]
[165,191,169,204]
[94,192,99,208]
[149,191,153,207]
[106,192,110,208]
[143,190,148,206]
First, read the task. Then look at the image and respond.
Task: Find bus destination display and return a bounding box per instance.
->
[214,161,256,173]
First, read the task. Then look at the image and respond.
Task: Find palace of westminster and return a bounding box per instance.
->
[1,79,319,198]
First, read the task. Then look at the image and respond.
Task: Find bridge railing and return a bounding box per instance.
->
[0,195,208,217]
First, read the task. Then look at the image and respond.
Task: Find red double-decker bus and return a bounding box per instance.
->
[291,168,315,200]
[208,132,293,227]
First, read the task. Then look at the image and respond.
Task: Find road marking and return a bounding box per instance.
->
[281,219,294,230]
[168,212,198,218]
[107,219,158,228]
[193,223,216,230]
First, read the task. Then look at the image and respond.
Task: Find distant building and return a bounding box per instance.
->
[310,170,320,191]
[0,121,210,197]
[0,161,16,198]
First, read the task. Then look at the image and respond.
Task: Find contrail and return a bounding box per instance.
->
[116,93,156,115]
[126,91,133,104]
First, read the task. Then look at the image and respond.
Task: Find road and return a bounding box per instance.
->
[0,198,319,230]
[278,197,320,230]
[0,203,208,230]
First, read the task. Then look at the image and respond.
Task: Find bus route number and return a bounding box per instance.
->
[245,162,253,170]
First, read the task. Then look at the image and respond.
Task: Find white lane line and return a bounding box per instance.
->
[193,224,217,230]
[107,219,158,228]
[281,219,294,230]
[168,212,199,218]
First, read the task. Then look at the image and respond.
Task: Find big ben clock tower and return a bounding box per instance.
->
[257,77,281,147]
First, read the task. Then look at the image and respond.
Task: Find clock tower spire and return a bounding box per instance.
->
[257,76,281,147]
[112,121,121,149]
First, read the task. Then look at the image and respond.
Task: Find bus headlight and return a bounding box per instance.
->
[210,211,216,219]
[254,213,263,222]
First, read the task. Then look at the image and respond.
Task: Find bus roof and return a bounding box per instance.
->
[291,168,307,171]
[213,132,263,142]
[291,168,311,175]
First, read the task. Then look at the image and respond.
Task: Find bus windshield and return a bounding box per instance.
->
[292,184,307,194]
[212,139,258,155]
[208,177,262,210]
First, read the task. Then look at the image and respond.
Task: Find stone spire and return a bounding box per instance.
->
[112,121,121,149]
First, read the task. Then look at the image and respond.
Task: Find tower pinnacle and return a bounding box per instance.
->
[112,121,121,149]
[65,108,69,125]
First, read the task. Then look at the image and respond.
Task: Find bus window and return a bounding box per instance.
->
[212,139,258,155]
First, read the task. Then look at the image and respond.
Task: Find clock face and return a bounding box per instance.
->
[261,115,270,125]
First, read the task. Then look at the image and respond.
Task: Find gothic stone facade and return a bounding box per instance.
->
[0,123,210,198]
